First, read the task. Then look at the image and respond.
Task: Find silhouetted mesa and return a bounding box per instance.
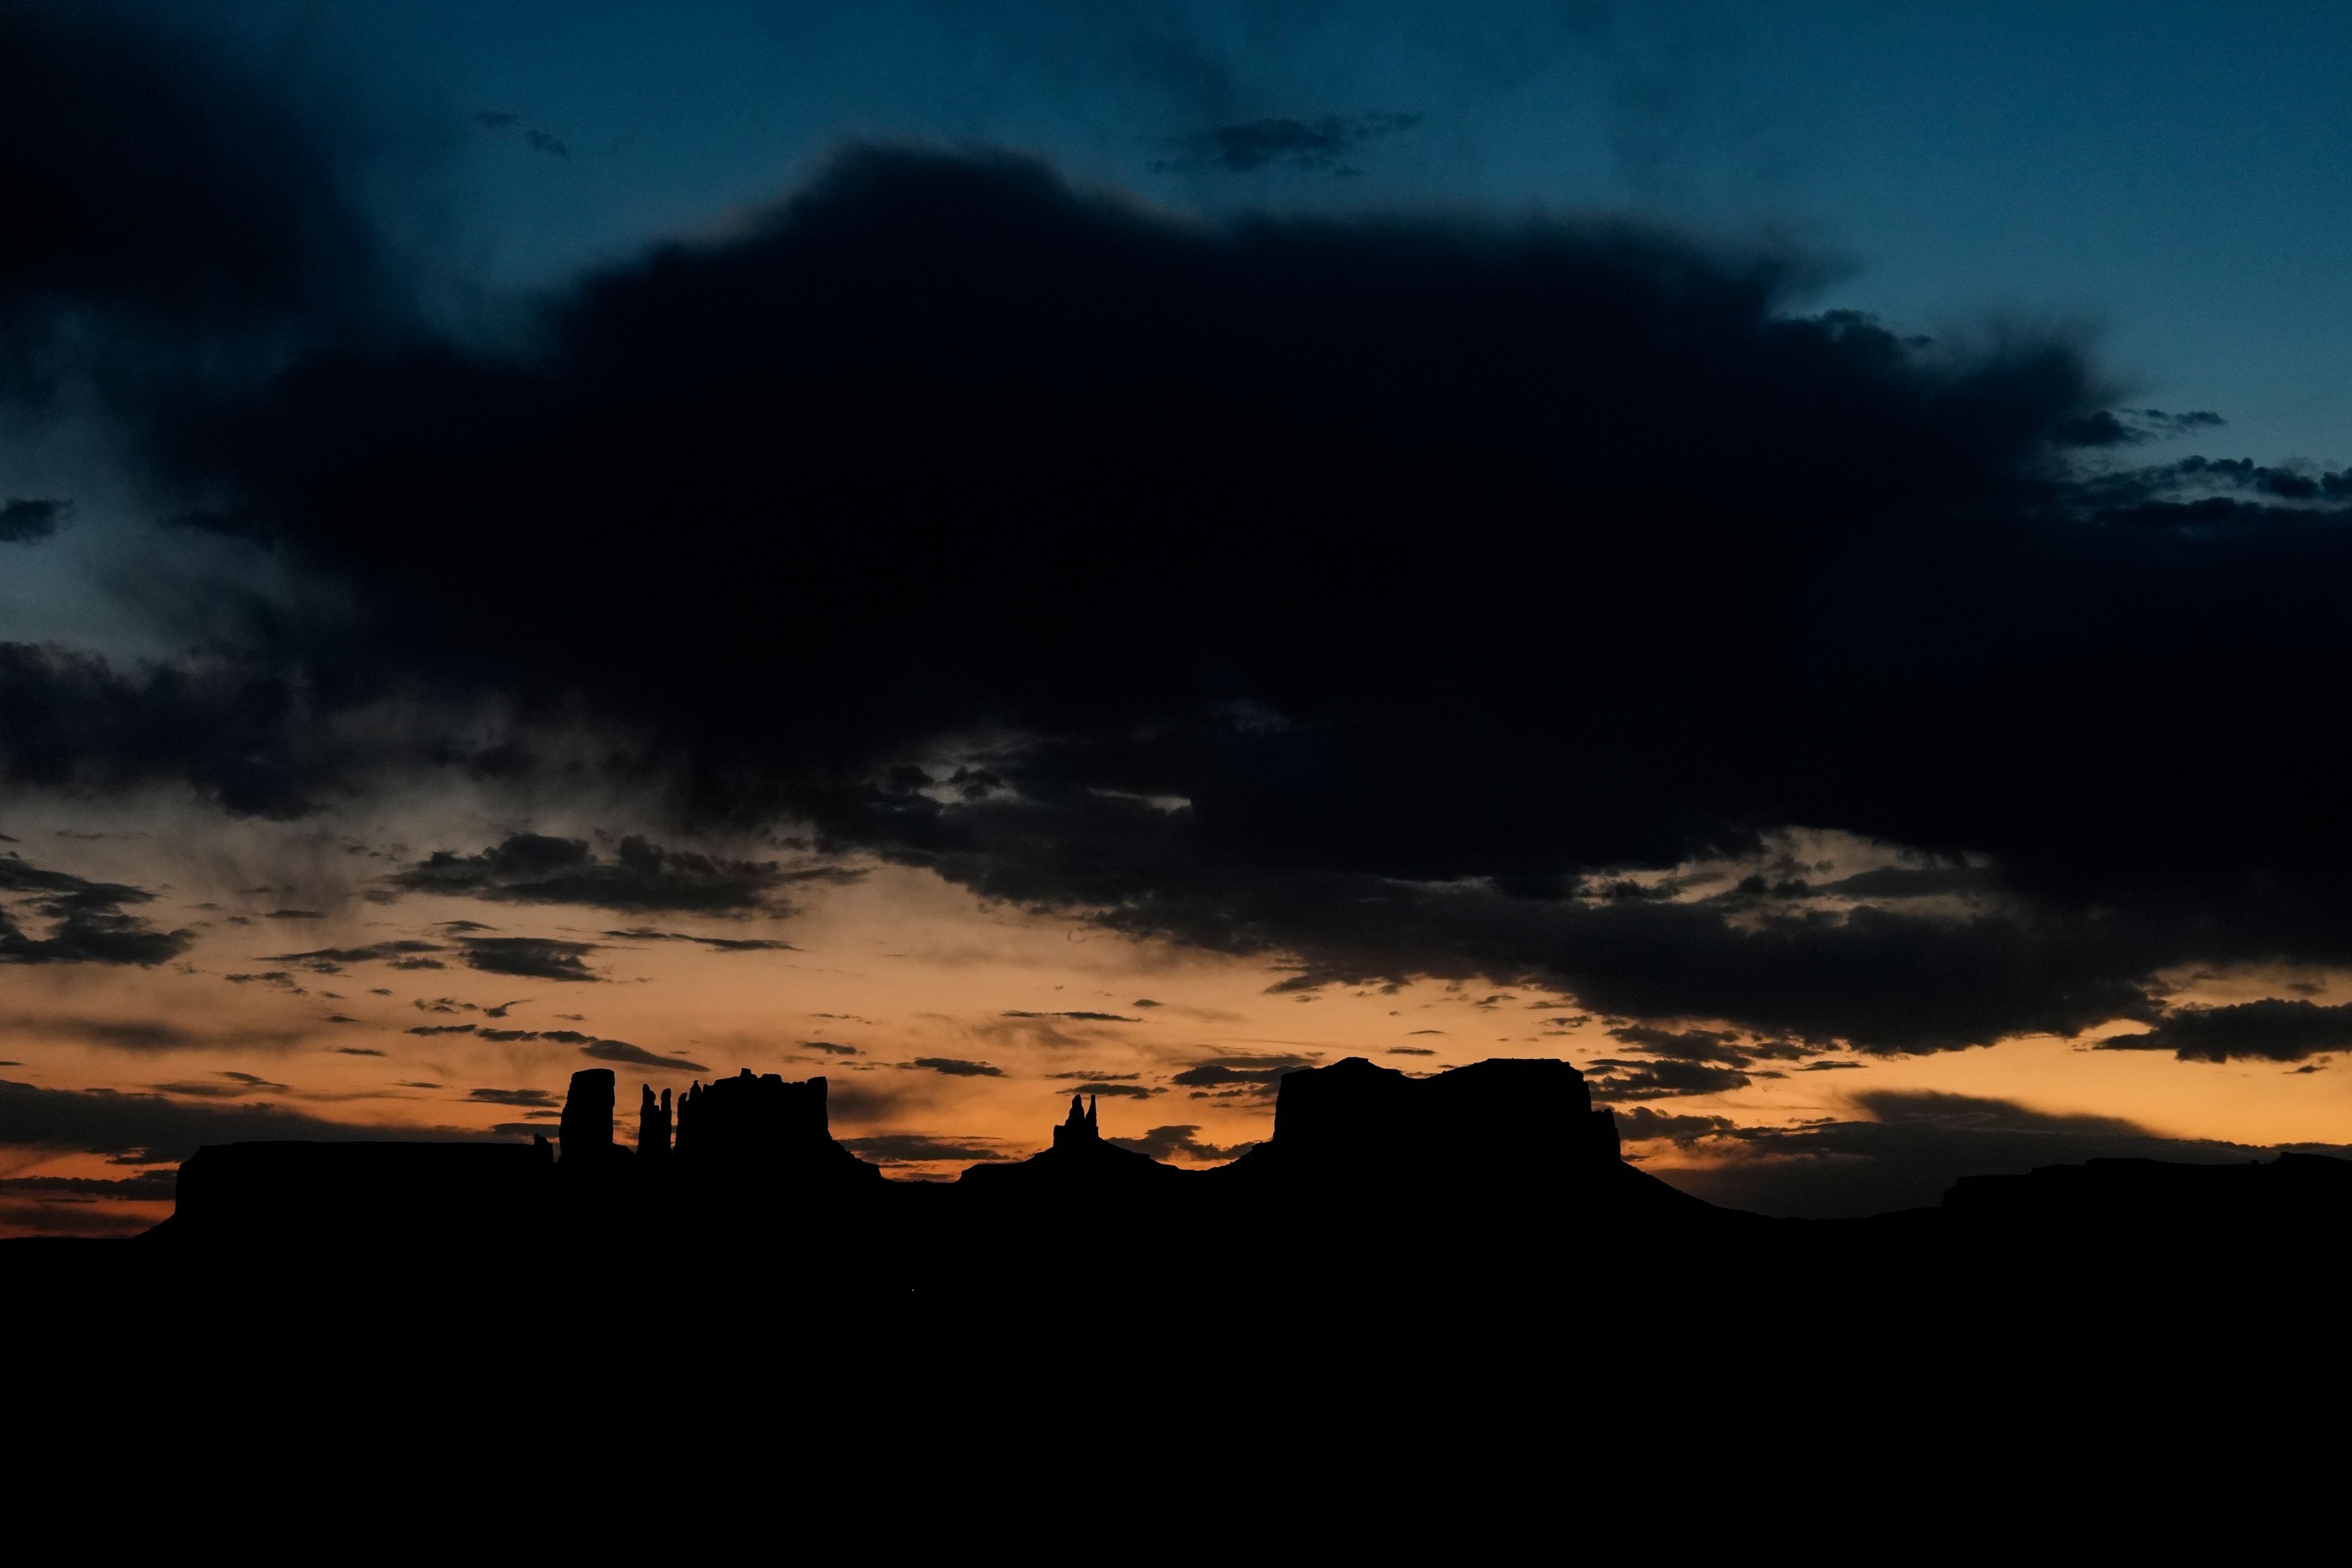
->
[1216,1055,1682,1209]
[673,1068,881,1187]
[1946,1152,2352,1212]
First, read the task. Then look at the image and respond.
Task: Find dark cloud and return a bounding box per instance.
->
[0,1014,310,1054]
[902,794,2187,1053]
[1580,1021,1822,1099]
[1584,1058,1752,1101]
[392,834,790,914]
[1612,1106,1735,1144]
[151,1070,288,1098]
[411,995,518,1015]
[467,1087,557,1107]
[0,644,340,817]
[263,940,446,970]
[802,1040,860,1056]
[1001,1011,1140,1023]
[29,126,2352,1066]
[2098,1000,2352,1063]
[1107,1124,1256,1163]
[2050,407,2226,447]
[575,1039,707,1074]
[904,1057,1005,1077]
[0,852,190,967]
[0,497,67,543]
[1604,1025,1754,1065]
[1149,111,1422,176]
[1664,1090,2352,1219]
[458,935,600,982]
[0,1075,472,1165]
[0,1167,176,1200]
[601,926,795,951]
[0,2,410,410]
[1058,1081,1162,1099]
[332,1046,386,1056]
[1167,1055,1313,1098]
[428,1021,706,1073]
[1815,865,1988,900]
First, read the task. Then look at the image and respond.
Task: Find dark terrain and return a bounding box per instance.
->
[38,1053,2341,1328]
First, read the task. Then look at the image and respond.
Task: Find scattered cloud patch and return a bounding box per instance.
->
[904,1057,1004,1077]
[0,854,190,967]
[0,497,69,543]
[458,935,600,982]
[391,834,791,914]
[601,926,794,951]
[1001,1010,1139,1023]
[467,1087,556,1107]
[1150,111,1420,176]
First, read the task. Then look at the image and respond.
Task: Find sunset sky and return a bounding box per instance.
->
[10,1,2352,1236]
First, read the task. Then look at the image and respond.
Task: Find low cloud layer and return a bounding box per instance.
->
[392,835,790,915]
[0,1076,472,1166]
[0,853,189,967]
[456,936,600,982]
[2099,1000,2352,1063]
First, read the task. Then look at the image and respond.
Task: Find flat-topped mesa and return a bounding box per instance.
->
[1248,1057,1623,1189]
[673,1068,880,1186]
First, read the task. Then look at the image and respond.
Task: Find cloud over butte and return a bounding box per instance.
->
[7,1,2352,1229]
[0,135,2302,1057]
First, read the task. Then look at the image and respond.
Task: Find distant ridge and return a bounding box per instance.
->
[141,1053,2352,1303]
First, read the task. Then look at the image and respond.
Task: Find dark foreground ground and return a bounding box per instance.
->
[14,1055,2350,1493]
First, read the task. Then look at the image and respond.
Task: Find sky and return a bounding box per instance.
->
[8,0,2352,1235]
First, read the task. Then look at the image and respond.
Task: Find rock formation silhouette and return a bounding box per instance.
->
[961,1090,1183,1197]
[558,1068,615,1163]
[1052,1093,1096,1148]
[1218,1055,1634,1189]
[673,1068,881,1189]
[638,1085,672,1160]
[133,1050,2352,1308]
